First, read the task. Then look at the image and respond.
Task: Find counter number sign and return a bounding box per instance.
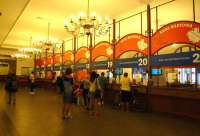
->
[138,58,148,66]
[193,53,200,63]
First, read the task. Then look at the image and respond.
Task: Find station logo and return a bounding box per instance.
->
[187,28,200,43]
[106,47,113,56]
[85,51,90,58]
[137,39,147,50]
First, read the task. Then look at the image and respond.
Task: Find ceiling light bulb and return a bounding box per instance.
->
[91,12,96,19]
[79,12,86,18]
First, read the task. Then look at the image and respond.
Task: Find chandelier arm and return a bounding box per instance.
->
[48,22,50,41]
[87,0,90,18]
[64,0,111,37]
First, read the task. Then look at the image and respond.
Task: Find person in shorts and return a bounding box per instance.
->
[120,72,131,112]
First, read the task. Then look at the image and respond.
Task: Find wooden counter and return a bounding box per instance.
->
[142,87,200,119]
[104,84,200,119]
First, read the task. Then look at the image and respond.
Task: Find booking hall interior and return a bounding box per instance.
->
[0,0,200,136]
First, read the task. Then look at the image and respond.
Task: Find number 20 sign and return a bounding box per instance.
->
[193,53,200,63]
[138,58,148,66]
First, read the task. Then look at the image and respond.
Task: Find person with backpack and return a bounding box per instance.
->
[5,73,18,105]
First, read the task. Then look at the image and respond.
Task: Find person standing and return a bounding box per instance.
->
[5,73,18,104]
[29,72,35,95]
[98,72,108,105]
[62,68,74,120]
[88,71,99,115]
[82,76,90,109]
[56,73,64,94]
[120,72,131,112]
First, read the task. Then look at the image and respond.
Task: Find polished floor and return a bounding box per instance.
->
[0,84,200,136]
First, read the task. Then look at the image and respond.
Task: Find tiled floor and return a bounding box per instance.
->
[0,83,200,136]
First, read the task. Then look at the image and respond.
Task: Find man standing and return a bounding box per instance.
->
[98,72,108,105]
[5,73,18,104]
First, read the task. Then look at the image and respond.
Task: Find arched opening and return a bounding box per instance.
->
[94,56,109,62]
[119,51,145,59]
[156,44,200,55]
[77,58,88,64]
[152,43,200,88]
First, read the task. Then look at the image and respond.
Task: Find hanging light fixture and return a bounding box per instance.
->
[64,0,111,36]
[19,37,42,53]
[32,19,59,50]
[11,53,30,59]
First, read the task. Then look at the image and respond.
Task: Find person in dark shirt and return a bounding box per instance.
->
[62,68,74,120]
[56,73,64,94]
[98,72,108,105]
[5,73,18,104]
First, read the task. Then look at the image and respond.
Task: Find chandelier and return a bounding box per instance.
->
[11,53,30,59]
[64,0,111,36]
[32,21,58,50]
[19,47,42,53]
[19,37,42,53]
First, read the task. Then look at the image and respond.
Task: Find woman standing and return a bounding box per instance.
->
[62,68,74,120]
[88,71,99,115]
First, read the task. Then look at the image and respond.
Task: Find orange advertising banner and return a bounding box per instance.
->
[63,51,73,63]
[92,41,113,61]
[54,54,61,64]
[40,58,46,66]
[152,21,200,54]
[35,59,41,66]
[46,56,53,65]
[115,33,148,58]
[75,47,89,63]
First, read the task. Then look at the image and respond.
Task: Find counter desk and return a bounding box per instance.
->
[104,83,200,119]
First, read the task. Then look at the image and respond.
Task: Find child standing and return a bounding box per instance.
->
[74,84,84,106]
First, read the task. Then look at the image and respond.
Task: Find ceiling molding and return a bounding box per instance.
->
[1,44,24,50]
[0,45,19,50]
[0,0,31,46]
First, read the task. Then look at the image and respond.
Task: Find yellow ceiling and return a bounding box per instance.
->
[0,0,199,52]
[1,0,147,49]
[0,0,30,46]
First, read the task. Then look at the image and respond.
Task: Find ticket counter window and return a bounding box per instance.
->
[41,71,45,79]
[167,72,177,84]
[198,73,200,88]
[133,68,147,85]
[177,68,196,84]
[115,68,123,84]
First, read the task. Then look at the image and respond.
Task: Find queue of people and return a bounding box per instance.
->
[4,68,137,120]
[59,68,108,119]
